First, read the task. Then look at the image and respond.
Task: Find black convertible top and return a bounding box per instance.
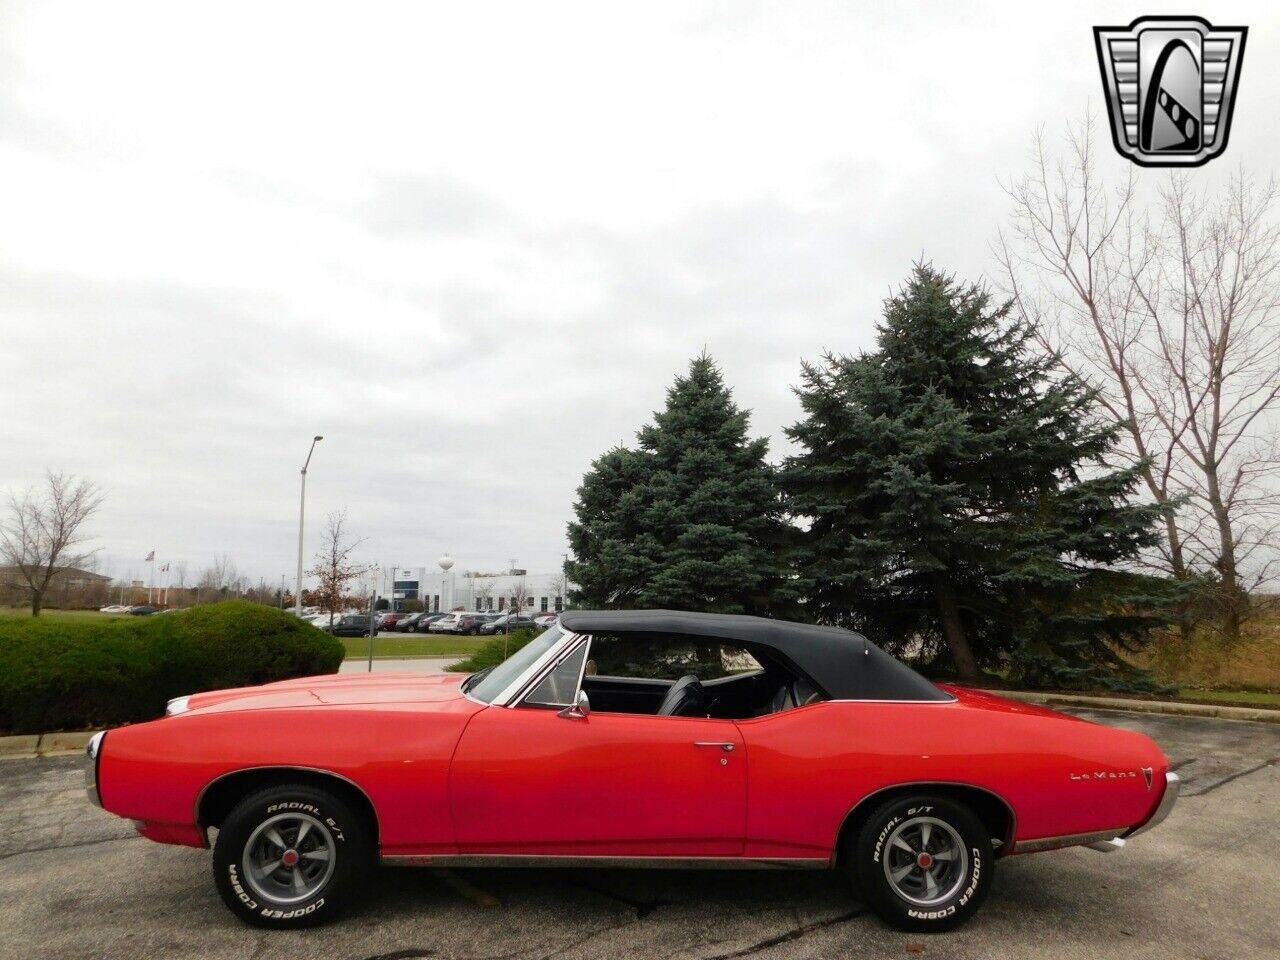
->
[557,609,952,702]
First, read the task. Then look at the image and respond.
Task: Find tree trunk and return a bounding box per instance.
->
[30,590,43,617]
[1204,470,1243,643]
[933,575,978,682]
[1158,503,1197,640]
[1160,506,1188,581]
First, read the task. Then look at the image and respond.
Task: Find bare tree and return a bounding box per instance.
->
[171,561,189,607]
[307,510,370,629]
[0,471,103,616]
[998,119,1280,639]
[546,572,570,612]
[197,553,241,601]
[507,578,532,617]
[472,578,494,612]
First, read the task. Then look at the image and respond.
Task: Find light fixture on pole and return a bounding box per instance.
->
[295,435,323,616]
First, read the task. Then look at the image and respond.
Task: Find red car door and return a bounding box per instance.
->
[449,706,747,857]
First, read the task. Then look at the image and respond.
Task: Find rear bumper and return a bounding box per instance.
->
[1086,771,1181,853]
[83,731,106,807]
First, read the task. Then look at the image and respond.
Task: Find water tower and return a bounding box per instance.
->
[438,554,456,610]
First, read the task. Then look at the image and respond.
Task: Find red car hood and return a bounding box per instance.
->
[184,670,470,714]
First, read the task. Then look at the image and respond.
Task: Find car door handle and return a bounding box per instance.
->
[694,741,735,752]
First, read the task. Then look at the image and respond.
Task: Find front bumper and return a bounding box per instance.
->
[84,730,106,807]
[1086,771,1181,852]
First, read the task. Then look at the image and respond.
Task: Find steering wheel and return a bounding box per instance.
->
[656,674,706,717]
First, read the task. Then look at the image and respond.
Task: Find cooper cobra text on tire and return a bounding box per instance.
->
[851,794,994,932]
[212,783,371,928]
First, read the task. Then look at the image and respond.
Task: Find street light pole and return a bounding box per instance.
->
[295,435,323,616]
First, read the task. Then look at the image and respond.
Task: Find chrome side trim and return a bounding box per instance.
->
[1125,771,1181,838]
[381,854,830,870]
[193,765,381,838]
[84,731,106,808]
[1015,828,1129,854]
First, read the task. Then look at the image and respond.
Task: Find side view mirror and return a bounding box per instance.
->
[558,689,590,720]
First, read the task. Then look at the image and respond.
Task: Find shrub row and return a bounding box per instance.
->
[0,601,345,734]
[447,629,539,672]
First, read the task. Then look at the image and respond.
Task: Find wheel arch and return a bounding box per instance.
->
[833,781,1016,864]
[196,766,381,848]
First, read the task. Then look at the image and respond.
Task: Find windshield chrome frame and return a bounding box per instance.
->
[510,633,592,710]
[486,628,585,706]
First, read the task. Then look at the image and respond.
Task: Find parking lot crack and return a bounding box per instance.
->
[0,832,139,861]
[1185,757,1280,797]
[696,910,864,960]
[563,879,673,918]
[532,916,643,960]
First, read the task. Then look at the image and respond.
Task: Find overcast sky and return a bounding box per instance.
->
[2,1,1277,587]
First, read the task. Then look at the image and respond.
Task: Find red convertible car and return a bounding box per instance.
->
[85,610,1179,931]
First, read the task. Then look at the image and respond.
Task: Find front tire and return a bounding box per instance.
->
[213,783,371,928]
[851,794,993,932]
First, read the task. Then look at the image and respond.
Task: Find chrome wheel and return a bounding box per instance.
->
[882,816,968,906]
[241,812,336,906]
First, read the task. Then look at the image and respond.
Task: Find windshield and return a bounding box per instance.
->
[466,625,566,703]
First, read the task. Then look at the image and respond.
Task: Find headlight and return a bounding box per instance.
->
[165,695,191,716]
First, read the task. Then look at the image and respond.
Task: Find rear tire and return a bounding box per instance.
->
[850,794,993,932]
[212,783,371,928]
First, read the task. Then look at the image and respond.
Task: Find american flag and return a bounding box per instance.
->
[145,550,155,561]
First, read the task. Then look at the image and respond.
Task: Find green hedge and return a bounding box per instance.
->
[447,629,538,672]
[0,601,345,734]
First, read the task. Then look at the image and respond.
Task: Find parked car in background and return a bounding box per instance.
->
[427,613,461,634]
[480,613,538,635]
[429,612,494,635]
[99,604,131,613]
[128,606,158,616]
[395,613,427,632]
[377,612,410,631]
[533,613,559,629]
[412,613,449,633]
[86,609,1178,930]
[327,614,373,637]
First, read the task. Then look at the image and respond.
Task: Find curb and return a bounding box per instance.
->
[988,690,1280,725]
[0,730,99,760]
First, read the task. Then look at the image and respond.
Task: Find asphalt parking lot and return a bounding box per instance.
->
[0,708,1275,960]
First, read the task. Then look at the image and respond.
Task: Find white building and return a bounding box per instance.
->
[376,555,571,614]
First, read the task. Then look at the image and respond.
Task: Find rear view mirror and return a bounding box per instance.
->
[558,689,590,720]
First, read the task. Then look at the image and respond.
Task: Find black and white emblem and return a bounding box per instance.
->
[1094,16,1247,167]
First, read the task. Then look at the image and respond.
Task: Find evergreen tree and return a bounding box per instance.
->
[568,354,792,615]
[783,264,1173,689]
